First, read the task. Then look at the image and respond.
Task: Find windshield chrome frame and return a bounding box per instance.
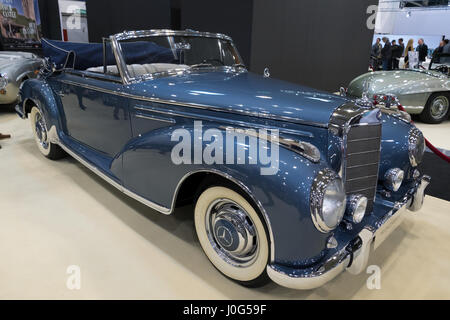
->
[110,29,246,85]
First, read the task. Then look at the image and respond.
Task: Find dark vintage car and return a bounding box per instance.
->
[16,30,429,290]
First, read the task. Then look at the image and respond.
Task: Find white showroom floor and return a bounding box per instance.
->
[1,112,450,299]
[415,119,450,151]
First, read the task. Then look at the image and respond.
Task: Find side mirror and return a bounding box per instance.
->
[263,67,270,78]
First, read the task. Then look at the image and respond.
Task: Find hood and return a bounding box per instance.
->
[0,51,35,70]
[348,69,448,97]
[128,71,348,127]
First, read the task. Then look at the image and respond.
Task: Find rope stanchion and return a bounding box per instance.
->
[397,104,450,164]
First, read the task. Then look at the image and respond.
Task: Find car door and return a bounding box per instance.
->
[57,71,132,158]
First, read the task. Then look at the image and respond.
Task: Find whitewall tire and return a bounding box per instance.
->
[30,106,65,160]
[194,186,269,285]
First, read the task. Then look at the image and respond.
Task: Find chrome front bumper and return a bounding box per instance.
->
[267,175,430,290]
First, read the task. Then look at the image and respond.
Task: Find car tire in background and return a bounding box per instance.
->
[30,106,66,160]
[194,185,270,287]
[420,92,450,124]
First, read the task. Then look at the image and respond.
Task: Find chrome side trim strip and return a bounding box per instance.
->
[134,113,176,124]
[59,79,328,128]
[219,125,321,163]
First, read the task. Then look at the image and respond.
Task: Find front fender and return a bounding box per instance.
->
[121,121,331,266]
[19,78,64,136]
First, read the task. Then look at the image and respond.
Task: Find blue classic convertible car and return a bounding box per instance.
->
[16,29,429,290]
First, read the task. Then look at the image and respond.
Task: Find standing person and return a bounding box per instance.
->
[391,40,402,69]
[443,39,450,54]
[398,38,405,57]
[416,38,428,64]
[404,39,414,68]
[371,38,381,70]
[433,40,445,63]
[381,37,392,70]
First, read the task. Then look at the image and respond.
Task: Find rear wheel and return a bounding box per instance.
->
[30,106,65,160]
[420,93,450,124]
[194,186,270,287]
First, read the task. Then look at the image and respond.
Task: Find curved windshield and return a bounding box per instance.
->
[117,35,244,79]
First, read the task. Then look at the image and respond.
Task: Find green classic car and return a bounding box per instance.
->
[347,53,450,124]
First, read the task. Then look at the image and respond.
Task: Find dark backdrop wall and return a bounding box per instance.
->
[179,0,254,66]
[36,0,376,93]
[85,0,171,42]
[250,0,377,92]
[38,0,62,40]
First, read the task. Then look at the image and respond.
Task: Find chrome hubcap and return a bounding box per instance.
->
[430,96,449,120]
[205,199,259,267]
[35,112,49,149]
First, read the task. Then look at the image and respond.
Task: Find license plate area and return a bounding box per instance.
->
[373,206,407,250]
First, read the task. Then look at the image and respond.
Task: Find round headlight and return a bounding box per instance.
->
[408,127,425,167]
[310,169,346,233]
[0,74,8,90]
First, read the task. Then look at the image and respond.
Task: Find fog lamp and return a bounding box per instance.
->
[384,168,404,192]
[346,194,368,224]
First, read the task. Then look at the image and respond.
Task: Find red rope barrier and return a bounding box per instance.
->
[397,104,450,164]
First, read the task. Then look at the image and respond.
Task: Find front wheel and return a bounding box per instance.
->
[420,93,450,124]
[30,106,65,160]
[194,186,270,287]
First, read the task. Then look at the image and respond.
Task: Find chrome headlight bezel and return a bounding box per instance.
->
[310,168,346,233]
[346,194,368,224]
[0,73,8,90]
[408,127,425,167]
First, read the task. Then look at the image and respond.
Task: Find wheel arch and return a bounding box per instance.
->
[172,169,275,262]
[19,79,63,133]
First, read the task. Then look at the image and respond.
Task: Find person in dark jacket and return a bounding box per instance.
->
[433,40,445,63]
[417,38,428,63]
[391,40,403,69]
[381,37,392,70]
[370,38,382,70]
[443,39,450,54]
[398,38,405,56]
